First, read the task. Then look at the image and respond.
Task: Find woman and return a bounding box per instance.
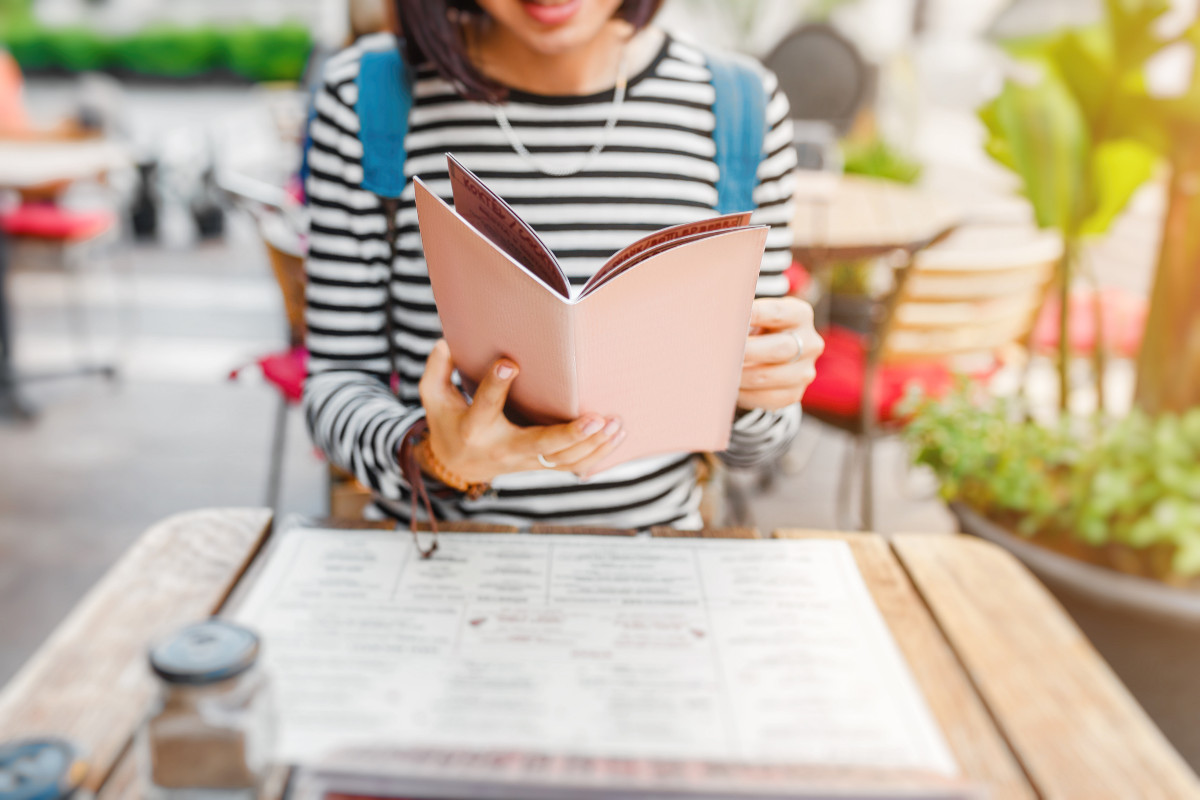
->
[304,0,823,529]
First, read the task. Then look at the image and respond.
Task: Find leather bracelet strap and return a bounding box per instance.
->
[398,419,439,559]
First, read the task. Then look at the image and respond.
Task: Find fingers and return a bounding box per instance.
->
[739,326,825,367]
[744,331,806,365]
[570,427,628,480]
[514,414,610,457]
[418,340,468,415]
[740,359,818,392]
[738,341,820,411]
[748,296,813,332]
[544,417,623,466]
[513,415,626,479]
[466,356,519,425]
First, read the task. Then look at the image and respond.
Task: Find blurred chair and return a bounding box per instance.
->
[802,224,1061,530]
[221,173,308,514]
[1032,286,1146,360]
[221,172,373,520]
[764,23,874,137]
[0,201,122,383]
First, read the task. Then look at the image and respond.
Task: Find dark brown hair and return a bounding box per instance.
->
[394,0,663,103]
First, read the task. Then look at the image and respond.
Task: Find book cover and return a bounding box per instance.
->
[414,155,769,472]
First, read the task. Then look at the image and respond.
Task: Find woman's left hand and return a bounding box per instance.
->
[738,296,824,412]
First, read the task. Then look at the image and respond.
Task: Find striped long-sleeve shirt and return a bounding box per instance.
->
[304,31,801,529]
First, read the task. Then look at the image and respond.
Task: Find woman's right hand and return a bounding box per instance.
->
[418,340,625,483]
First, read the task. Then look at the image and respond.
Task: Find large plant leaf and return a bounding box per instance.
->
[1106,0,1174,66]
[1081,138,1159,235]
[1047,28,1116,128]
[982,73,1091,234]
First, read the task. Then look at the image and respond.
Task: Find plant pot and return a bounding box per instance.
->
[827,293,879,336]
[952,502,1200,770]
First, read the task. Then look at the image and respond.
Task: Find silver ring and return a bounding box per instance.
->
[537,453,558,469]
[787,331,805,364]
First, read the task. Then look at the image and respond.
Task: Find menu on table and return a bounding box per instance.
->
[234,527,967,799]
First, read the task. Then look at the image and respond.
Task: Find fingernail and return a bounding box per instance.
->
[496,363,515,380]
[604,418,622,437]
[614,430,628,445]
[580,418,604,436]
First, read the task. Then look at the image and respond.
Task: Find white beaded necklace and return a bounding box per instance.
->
[492,46,630,178]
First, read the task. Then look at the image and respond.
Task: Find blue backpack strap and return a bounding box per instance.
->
[707,51,768,214]
[356,46,413,200]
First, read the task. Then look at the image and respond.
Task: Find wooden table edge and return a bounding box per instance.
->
[14,515,1196,800]
[891,531,1200,798]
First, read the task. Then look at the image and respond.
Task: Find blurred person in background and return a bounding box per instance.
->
[303,0,824,529]
[0,47,33,138]
[1,47,100,204]
[0,48,93,144]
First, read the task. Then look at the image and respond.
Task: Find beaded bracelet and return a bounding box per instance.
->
[414,433,491,501]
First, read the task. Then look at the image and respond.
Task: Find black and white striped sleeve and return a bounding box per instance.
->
[302,42,424,500]
[721,68,803,470]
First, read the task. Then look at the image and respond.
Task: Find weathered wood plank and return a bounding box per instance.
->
[0,508,272,792]
[652,526,761,539]
[893,532,1200,799]
[773,529,1036,799]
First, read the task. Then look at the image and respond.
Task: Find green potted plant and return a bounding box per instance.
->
[906,0,1200,766]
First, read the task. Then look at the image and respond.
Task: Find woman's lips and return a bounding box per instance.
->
[520,0,584,26]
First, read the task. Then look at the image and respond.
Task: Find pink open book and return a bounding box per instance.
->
[414,155,769,472]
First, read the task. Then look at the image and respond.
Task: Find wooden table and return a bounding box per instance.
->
[0,509,1196,800]
[790,173,962,263]
[0,139,131,420]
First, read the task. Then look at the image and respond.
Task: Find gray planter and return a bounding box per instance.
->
[952,502,1200,771]
[827,293,878,336]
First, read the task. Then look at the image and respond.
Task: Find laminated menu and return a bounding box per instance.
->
[414,155,769,472]
[233,526,971,799]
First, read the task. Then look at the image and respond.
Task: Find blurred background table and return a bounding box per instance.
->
[0,139,131,419]
[0,140,130,191]
[790,173,963,265]
[0,509,1194,800]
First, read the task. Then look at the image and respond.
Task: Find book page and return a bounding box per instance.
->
[447,154,570,298]
[583,211,752,295]
[235,529,959,795]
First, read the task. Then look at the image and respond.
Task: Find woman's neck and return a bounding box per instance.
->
[469,24,662,96]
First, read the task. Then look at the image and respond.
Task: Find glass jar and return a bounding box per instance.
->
[139,620,275,800]
[0,738,87,800]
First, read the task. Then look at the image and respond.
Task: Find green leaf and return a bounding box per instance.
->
[1080,138,1159,235]
[1047,29,1116,128]
[1171,537,1200,577]
[1105,0,1174,66]
[981,73,1091,233]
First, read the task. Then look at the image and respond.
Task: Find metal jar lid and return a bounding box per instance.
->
[0,739,86,800]
[149,619,260,686]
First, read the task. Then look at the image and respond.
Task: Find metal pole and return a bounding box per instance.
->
[0,230,33,421]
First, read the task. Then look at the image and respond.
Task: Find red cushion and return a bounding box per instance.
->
[0,203,115,241]
[257,346,308,403]
[1032,287,1146,358]
[802,326,957,423]
[785,260,811,296]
